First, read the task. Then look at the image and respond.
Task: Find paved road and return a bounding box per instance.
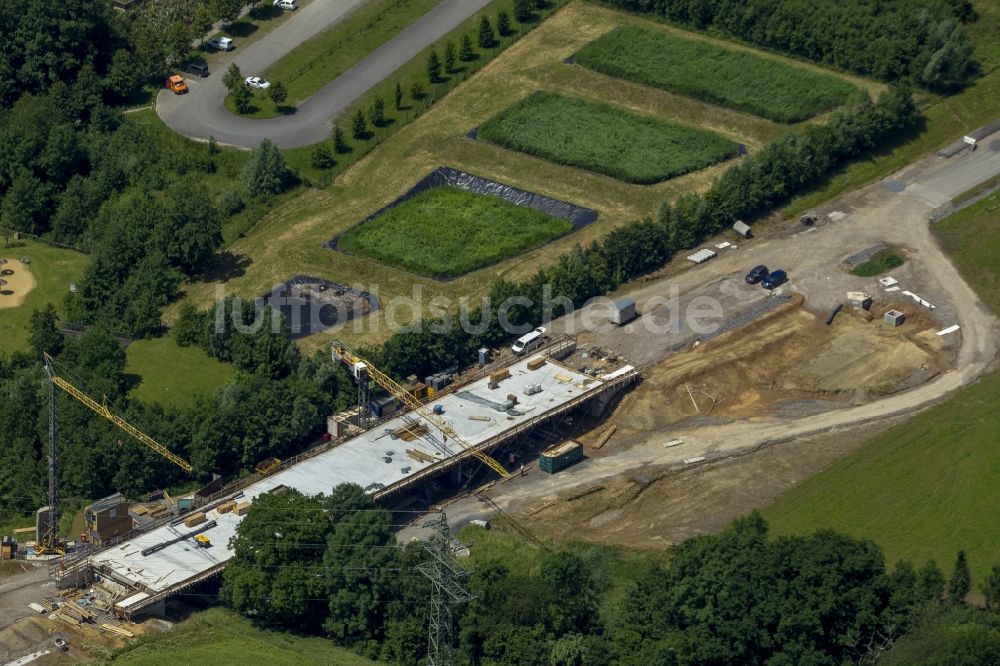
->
[157,0,492,149]
[428,134,1000,531]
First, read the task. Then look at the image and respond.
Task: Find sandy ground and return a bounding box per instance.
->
[0,258,37,308]
[407,131,1000,547]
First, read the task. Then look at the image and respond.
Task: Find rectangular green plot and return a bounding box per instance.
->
[577,26,859,123]
[336,186,573,278]
[477,92,738,184]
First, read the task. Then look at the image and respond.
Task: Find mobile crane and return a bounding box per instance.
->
[37,354,193,555]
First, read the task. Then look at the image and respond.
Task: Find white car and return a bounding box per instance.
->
[207,36,234,51]
[512,327,546,355]
[273,0,297,9]
[245,76,270,90]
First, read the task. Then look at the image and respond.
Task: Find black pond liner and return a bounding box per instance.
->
[325,166,599,278]
[563,53,577,65]
[258,275,379,340]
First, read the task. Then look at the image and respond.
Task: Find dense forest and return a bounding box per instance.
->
[223,488,1000,665]
[598,0,976,89]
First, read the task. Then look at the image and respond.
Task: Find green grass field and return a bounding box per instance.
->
[0,240,90,354]
[336,186,573,278]
[850,249,904,277]
[477,92,738,183]
[576,25,859,123]
[765,191,1000,584]
[104,607,383,665]
[934,190,1000,315]
[126,338,235,407]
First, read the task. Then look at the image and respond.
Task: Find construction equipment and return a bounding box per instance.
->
[332,342,511,480]
[194,534,211,548]
[37,355,193,555]
[44,355,193,473]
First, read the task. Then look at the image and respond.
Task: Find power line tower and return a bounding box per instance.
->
[418,513,473,666]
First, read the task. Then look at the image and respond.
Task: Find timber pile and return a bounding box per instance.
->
[406,448,437,464]
[393,423,428,442]
[562,484,605,501]
[102,623,135,638]
[527,501,556,516]
[592,425,617,450]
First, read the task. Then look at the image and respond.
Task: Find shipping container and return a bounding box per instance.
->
[538,440,583,474]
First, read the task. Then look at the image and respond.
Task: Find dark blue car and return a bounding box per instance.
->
[760,270,788,289]
[762,269,787,289]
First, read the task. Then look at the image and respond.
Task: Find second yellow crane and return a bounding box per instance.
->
[332,342,511,479]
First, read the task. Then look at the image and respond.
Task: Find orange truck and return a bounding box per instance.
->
[166,74,188,94]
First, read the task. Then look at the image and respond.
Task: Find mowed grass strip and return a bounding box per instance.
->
[576,26,859,123]
[336,186,572,278]
[477,92,738,184]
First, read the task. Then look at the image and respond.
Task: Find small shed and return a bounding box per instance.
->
[733,220,752,238]
[884,309,905,327]
[611,298,637,326]
[85,493,133,545]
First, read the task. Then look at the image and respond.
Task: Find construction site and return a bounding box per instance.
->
[7,335,638,633]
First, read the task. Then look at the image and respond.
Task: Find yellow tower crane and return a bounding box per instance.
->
[331,342,511,480]
[37,355,194,554]
[46,364,193,473]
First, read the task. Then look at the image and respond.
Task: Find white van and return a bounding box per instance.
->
[208,37,234,51]
[512,327,546,355]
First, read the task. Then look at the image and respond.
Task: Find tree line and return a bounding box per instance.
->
[223,492,1000,665]
[596,0,975,90]
[368,86,920,379]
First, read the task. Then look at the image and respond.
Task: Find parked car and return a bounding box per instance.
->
[165,74,188,94]
[207,36,234,51]
[185,62,209,78]
[245,76,270,90]
[512,327,546,355]
[761,269,788,290]
[745,265,769,285]
[273,0,297,9]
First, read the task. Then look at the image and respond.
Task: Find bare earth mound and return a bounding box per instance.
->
[0,259,37,309]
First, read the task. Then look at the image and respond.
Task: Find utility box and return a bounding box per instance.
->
[733,220,752,238]
[611,298,637,326]
[884,309,905,327]
[478,348,490,367]
[847,292,873,310]
[538,440,583,474]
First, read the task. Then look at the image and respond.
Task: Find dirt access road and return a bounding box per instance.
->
[435,135,1000,536]
[157,0,493,149]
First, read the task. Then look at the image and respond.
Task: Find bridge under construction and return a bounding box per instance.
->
[53,339,639,618]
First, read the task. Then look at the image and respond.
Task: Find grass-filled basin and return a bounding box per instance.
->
[336,186,574,278]
[577,26,859,123]
[477,92,739,183]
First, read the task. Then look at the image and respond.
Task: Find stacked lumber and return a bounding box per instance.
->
[234,500,251,516]
[216,500,237,514]
[56,612,80,626]
[562,484,605,501]
[592,425,617,450]
[183,512,206,528]
[406,448,437,464]
[392,423,428,442]
[527,357,546,371]
[102,623,135,638]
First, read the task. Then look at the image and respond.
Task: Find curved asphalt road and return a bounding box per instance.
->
[157,0,492,149]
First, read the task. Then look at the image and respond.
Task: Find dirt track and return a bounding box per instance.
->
[439,135,1000,539]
